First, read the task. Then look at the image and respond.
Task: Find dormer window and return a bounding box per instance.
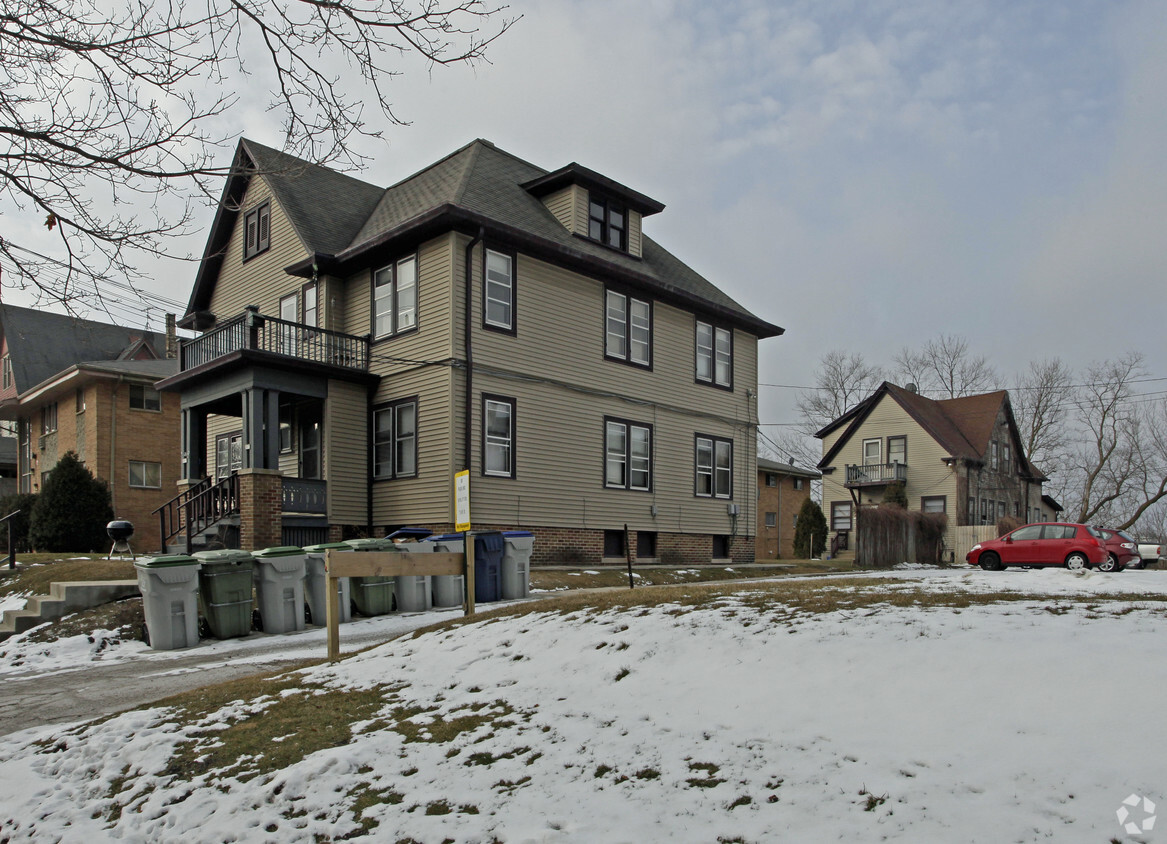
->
[589,194,627,251]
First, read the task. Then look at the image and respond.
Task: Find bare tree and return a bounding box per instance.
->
[0,0,516,305]
[892,334,997,399]
[1011,358,1073,479]
[797,350,885,433]
[1066,353,1167,529]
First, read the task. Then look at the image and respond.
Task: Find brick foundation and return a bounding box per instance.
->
[370,522,755,565]
[238,469,282,550]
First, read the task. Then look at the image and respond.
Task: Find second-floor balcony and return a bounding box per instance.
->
[180,306,370,373]
[845,462,908,487]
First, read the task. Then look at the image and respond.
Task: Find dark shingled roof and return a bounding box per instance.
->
[187,138,783,337]
[0,304,172,393]
[758,457,821,479]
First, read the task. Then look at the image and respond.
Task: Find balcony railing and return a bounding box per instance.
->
[845,462,908,486]
[282,477,327,514]
[181,307,369,372]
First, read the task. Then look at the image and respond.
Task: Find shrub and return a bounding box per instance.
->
[793,498,828,558]
[0,492,38,553]
[28,452,115,552]
[997,515,1023,537]
[882,481,908,508]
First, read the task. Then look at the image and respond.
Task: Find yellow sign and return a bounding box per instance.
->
[454,470,471,532]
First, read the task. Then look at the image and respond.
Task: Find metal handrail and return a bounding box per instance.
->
[152,475,239,553]
[1,509,20,570]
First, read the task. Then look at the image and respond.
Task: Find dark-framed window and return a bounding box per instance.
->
[990,441,999,470]
[765,473,777,487]
[603,529,626,557]
[41,402,58,435]
[373,255,418,339]
[637,531,657,559]
[1002,443,1012,472]
[765,512,777,528]
[695,434,733,499]
[75,388,86,414]
[299,404,322,480]
[831,501,852,531]
[888,435,906,465]
[794,478,804,490]
[243,201,271,261]
[712,535,730,558]
[484,248,515,333]
[589,194,627,251]
[1,355,10,389]
[997,500,1006,519]
[128,460,162,489]
[373,398,418,480]
[605,288,651,368]
[279,404,294,454]
[922,495,946,514]
[605,417,652,491]
[483,395,515,478]
[695,320,733,388]
[129,385,161,412]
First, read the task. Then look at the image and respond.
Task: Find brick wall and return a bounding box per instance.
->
[756,470,814,560]
[238,469,283,550]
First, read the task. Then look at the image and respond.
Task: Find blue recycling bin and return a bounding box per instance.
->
[429,531,502,603]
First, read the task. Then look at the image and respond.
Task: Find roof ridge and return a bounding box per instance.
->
[239,138,382,193]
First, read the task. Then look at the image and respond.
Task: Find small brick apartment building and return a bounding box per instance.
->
[0,304,180,554]
[756,457,820,560]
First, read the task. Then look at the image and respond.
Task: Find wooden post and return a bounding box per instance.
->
[464,531,476,617]
[326,551,341,663]
[624,523,634,589]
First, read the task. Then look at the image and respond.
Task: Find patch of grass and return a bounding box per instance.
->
[635,768,660,780]
[687,761,726,789]
[594,764,613,778]
[0,556,134,601]
[390,700,521,745]
[727,794,752,810]
[614,667,631,682]
[858,786,888,811]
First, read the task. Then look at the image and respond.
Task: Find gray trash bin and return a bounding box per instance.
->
[194,548,255,639]
[425,534,466,608]
[501,531,535,599]
[388,532,433,613]
[135,555,202,650]
[252,546,307,633]
[303,543,352,626]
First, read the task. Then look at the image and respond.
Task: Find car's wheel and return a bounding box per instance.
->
[979,551,1003,571]
[1098,554,1119,573]
[1129,560,1144,570]
[1066,552,1089,571]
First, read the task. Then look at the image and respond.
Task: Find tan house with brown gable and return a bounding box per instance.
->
[756,457,820,560]
[815,382,1049,560]
[0,305,180,552]
[157,138,784,562]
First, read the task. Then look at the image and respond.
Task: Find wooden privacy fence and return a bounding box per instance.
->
[324,546,474,662]
[953,526,1000,560]
[855,507,948,567]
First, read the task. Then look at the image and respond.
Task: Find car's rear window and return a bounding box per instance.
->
[1085,525,1104,539]
[1115,530,1136,543]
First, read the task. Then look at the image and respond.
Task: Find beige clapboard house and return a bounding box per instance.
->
[158,139,783,562]
[815,382,1050,559]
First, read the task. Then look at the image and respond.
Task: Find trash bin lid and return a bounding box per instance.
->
[137,554,199,568]
[193,548,254,564]
[425,533,464,542]
[343,538,398,551]
[502,531,535,538]
[303,542,352,552]
[253,545,305,557]
[387,527,433,540]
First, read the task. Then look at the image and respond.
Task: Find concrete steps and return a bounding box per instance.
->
[0,580,140,642]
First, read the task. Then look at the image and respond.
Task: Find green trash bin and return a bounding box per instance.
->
[252,546,307,634]
[303,543,353,626]
[135,555,201,650]
[194,549,255,639]
[343,538,397,616]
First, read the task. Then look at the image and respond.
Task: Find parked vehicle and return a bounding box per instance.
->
[1093,527,1138,572]
[966,522,1109,571]
[1131,540,1164,569]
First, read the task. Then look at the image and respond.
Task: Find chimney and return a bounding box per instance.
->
[165,313,178,359]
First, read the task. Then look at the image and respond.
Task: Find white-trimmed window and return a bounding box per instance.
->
[483,396,515,478]
[696,321,732,388]
[696,434,733,499]
[243,202,271,260]
[605,289,651,367]
[373,255,418,338]
[128,460,162,489]
[129,385,161,411]
[862,438,881,465]
[373,399,417,479]
[484,249,514,331]
[605,418,652,491]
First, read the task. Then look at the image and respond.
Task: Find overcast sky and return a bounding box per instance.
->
[5,0,1164,436]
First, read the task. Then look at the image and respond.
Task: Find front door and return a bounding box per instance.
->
[215,432,243,480]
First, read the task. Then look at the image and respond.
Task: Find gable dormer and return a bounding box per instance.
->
[521,164,664,259]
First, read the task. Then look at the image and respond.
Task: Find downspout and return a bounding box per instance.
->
[110,376,124,517]
[463,227,485,472]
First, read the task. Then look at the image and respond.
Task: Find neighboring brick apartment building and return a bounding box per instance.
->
[0,304,180,553]
[756,457,820,560]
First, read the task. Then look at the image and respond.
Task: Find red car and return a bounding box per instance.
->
[1094,527,1139,572]
[966,522,1109,571]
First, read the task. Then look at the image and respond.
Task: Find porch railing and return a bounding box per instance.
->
[152,474,240,553]
[282,477,327,514]
[845,462,908,486]
[180,307,370,372]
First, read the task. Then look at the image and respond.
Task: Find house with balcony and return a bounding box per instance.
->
[815,382,1048,557]
[0,304,180,552]
[157,138,783,561]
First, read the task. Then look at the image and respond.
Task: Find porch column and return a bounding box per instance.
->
[242,388,279,470]
[238,468,282,550]
[181,408,208,479]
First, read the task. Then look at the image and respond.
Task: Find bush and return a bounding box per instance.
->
[0,492,38,553]
[28,452,115,552]
[997,515,1023,537]
[882,481,908,508]
[793,498,828,559]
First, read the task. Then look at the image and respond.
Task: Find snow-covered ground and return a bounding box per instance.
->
[1,567,1165,842]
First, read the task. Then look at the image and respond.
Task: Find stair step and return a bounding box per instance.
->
[0,580,140,642]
